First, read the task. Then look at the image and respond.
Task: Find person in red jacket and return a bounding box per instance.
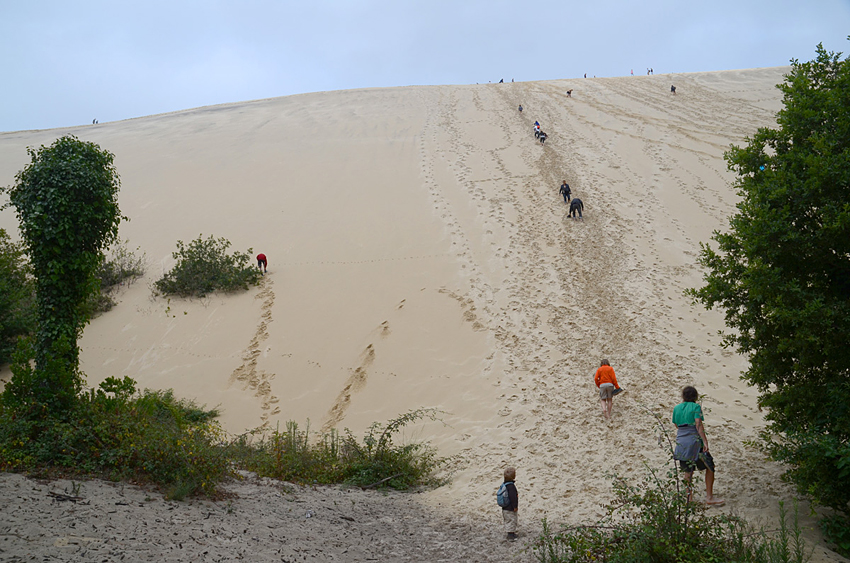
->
[594,359,621,420]
[256,253,267,275]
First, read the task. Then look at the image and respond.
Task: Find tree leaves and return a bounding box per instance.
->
[690,42,850,517]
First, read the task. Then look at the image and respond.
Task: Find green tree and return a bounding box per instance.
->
[2,136,123,411]
[689,44,850,524]
[0,229,35,365]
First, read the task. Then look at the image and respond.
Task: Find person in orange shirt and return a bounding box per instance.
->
[594,359,620,420]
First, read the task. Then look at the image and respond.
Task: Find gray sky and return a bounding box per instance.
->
[2,0,849,132]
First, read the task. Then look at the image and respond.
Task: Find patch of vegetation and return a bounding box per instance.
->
[0,374,228,499]
[229,409,447,489]
[87,240,147,315]
[0,372,446,498]
[0,229,35,365]
[154,235,261,298]
[534,481,808,563]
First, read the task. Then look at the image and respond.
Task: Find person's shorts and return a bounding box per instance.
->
[258,259,267,267]
[679,450,715,473]
[599,383,615,399]
[502,509,518,533]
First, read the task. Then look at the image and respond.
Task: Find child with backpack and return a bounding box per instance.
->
[496,466,519,541]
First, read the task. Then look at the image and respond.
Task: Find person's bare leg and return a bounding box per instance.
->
[600,399,609,419]
[683,471,694,503]
[606,398,613,418]
[705,469,724,504]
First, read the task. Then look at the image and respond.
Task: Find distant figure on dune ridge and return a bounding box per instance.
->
[518,105,523,112]
[499,78,504,83]
[497,466,519,541]
[256,253,267,275]
[559,181,571,202]
[534,126,541,139]
[566,89,572,97]
[671,85,677,94]
[673,386,724,506]
[538,132,547,145]
[569,197,584,219]
[594,359,620,420]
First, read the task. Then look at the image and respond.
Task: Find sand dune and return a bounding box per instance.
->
[2,68,844,560]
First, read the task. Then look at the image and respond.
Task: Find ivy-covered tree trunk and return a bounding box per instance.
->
[3,136,123,413]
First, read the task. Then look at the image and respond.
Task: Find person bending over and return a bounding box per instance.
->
[569,198,584,219]
[594,359,620,419]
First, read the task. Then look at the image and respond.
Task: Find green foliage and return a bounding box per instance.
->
[86,240,147,315]
[688,43,850,518]
[154,235,261,298]
[233,409,446,490]
[0,229,35,365]
[0,376,228,498]
[1,135,123,411]
[0,364,445,498]
[337,408,446,489]
[820,514,850,557]
[533,469,809,563]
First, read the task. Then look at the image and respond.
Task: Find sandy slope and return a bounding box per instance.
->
[1,68,846,561]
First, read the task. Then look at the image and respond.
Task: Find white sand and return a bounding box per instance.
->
[1,68,845,561]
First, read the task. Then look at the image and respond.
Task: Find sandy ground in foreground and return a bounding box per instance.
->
[0,473,525,562]
[1,68,847,561]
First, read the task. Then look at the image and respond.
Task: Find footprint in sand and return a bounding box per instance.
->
[229,277,280,426]
[321,344,376,433]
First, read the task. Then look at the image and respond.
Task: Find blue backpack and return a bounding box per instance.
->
[496,481,513,508]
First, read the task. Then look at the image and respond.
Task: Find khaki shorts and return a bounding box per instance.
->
[599,383,615,399]
[503,509,518,533]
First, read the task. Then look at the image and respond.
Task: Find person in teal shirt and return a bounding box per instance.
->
[672,386,724,505]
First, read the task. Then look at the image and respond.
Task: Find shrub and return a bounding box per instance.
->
[533,468,809,563]
[86,240,147,314]
[154,235,261,298]
[0,375,228,498]
[0,229,35,365]
[233,409,446,490]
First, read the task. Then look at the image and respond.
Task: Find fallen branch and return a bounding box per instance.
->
[49,491,85,503]
[361,473,403,490]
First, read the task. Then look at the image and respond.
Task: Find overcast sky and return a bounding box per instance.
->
[2,0,849,132]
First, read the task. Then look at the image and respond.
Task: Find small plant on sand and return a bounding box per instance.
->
[154,235,261,298]
[86,239,147,314]
[231,409,446,490]
[337,408,446,489]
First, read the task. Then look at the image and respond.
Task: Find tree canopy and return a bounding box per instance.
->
[690,43,850,521]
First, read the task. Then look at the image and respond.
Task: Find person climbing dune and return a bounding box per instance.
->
[673,386,724,506]
[569,198,584,219]
[559,181,571,202]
